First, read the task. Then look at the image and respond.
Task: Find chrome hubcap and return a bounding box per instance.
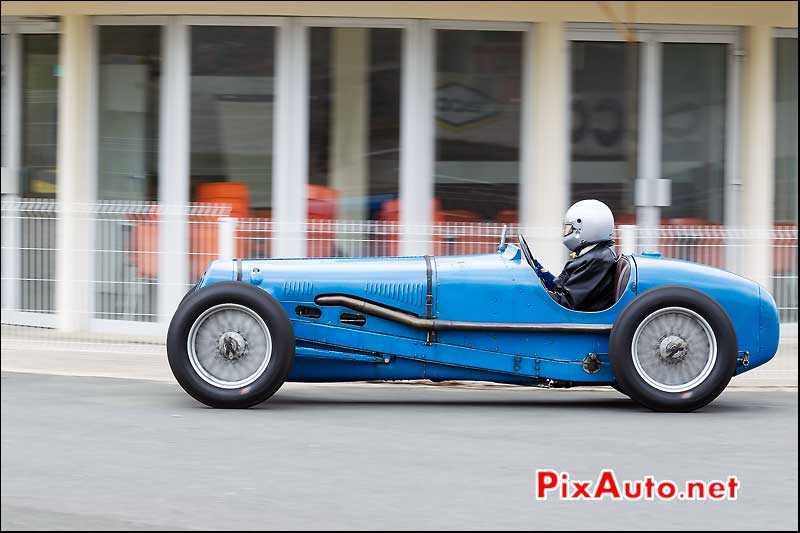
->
[631,307,717,393]
[187,303,272,389]
[217,331,247,361]
[658,335,689,363]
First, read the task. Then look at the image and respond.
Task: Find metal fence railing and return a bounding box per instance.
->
[18,200,56,316]
[1,199,797,349]
[234,218,515,260]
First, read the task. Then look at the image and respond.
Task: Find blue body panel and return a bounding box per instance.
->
[200,245,779,385]
[633,254,776,371]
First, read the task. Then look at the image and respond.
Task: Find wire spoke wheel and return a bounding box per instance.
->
[631,306,717,393]
[187,303,273,389]
[169,282,295,408]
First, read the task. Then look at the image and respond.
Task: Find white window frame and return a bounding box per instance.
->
[182,15,286,233]
[92,16,290,334]
[566,23,742,228]
[773,28,798,38]
[772,27,797,227]
[1,18,60,328]
[181,15,287,236]
[294,18,530,255]
[91,16,169,336]
[182,16,303,260]
[90,16,534,264]
[1,27,22,196]
[93,16,169,26]
[93,15,169,211]
[772,28,798,332]
[1,17,61,194]
[5,20,66,197]
[299,17,409,28]
[409,20,532,253]
[293,18,414,254]
[78,15,536,330]
[181,16,285,27]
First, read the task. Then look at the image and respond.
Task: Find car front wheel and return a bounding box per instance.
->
[167,282,295,408]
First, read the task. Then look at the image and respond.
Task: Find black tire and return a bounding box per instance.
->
[609,286,736,412]
[167,281,295,408]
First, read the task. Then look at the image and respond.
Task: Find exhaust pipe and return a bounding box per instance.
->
[314,295,612,333]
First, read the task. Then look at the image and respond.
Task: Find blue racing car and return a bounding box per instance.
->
[167,233,780,412]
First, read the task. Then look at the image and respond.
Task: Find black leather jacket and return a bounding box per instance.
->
[549,242,617,312]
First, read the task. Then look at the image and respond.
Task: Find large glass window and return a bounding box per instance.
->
[95,25,161,322]
[775,37,798,225]
[21,33,59,198]
[434,30,522,223]
[570,41,639,224]
[2,33,8,174]
[660,43,727,224]
[308,27,402,223]
[97,26,161,201]
[190,26,276,218]
[773,36,797,324]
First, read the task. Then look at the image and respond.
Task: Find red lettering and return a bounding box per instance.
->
[727,476,740,499]
[644,476,656,499]
[624,480,643,499]
[708,481,726,500]
[657,481,677,500]
[571,481,592,499]
[532,471,740,501]
[594,470,621,499]
[535,470,559,499]
[686,481,705,499]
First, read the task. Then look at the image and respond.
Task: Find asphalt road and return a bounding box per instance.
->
[1,372,797,531]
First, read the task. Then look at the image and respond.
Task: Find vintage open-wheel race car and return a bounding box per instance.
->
[167,232,780,412]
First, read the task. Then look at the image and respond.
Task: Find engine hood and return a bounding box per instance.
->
[202,256,430,316]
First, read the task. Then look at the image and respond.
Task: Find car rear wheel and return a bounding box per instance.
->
[609,286,736,412]
[167,282,295,408]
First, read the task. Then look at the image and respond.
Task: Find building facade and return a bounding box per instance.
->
[0,1,797,335]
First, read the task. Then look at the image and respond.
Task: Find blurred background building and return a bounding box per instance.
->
[0,2,797,348]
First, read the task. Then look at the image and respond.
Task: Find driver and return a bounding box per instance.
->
[532,199,617,312]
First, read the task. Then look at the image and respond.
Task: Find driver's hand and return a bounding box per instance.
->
[539,269,556,290]
[532,258,556,289]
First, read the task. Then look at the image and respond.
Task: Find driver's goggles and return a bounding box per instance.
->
[563,223,576,236]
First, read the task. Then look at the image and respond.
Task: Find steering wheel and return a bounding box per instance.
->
[518,234,536,270]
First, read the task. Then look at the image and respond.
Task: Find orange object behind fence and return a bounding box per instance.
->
[495,210,519,224]
[378,199,497,255]
[191,183,251,277]
[128,208,160,279]
[774,223,798,275]
[659,218,725,269]
[378,199,437,256]
[129,183,253,281]
[307,184,338,257]
[194,182,251,217]
[129,183,347,279]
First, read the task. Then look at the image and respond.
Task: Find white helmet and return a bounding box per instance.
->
[562,199,615,252]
